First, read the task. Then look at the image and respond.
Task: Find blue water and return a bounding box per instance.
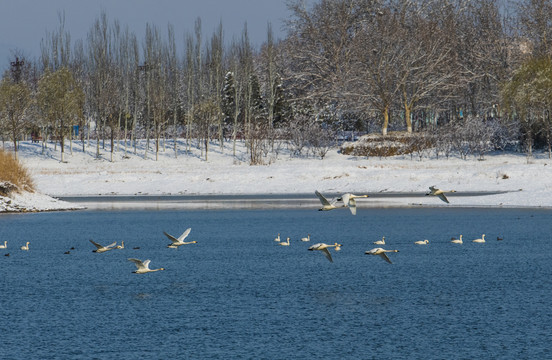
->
[1,208,551,359]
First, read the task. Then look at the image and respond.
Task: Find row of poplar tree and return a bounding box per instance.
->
[1,0,552,163]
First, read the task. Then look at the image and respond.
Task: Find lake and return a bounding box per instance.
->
[1,207,551,359]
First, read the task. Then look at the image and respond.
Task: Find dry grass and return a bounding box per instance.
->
[340,131,432,157]
[0,150,35,196]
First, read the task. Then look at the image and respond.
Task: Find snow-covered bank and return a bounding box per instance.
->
[4,139,552,211]
[0,191,82,212]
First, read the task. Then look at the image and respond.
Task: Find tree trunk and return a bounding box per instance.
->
[405,102,413,133]
[382,105,389,136]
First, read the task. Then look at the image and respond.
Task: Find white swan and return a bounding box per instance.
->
[315,190,346,212]
[163,228,196,248]
[451,235,463,244]
[20,242,30,251]
[473,234,486,243]
[274,233,281,242]
[279,237,291,246]
[301,234,311,242]
[128,258,165,274]
[426,186,456,203]
[365,247,399,264]
[308,243,342,263]
[90,240,117,253]
[414,239,429,245]
[116,241,125,249]
[340,193,369,215]
[0,241,7,249]
[374,236,385,245]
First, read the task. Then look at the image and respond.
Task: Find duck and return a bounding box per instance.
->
[128,258,165,274]
[279,237,291,246]
[426,186,456,203]
[414,239,429,245]
[163,228,196,248]
[90,240,117,253]
[365,248,399,264]
[301,234,311,242]
[274,233,281,242]
[472,234,486,243]
[20,242,30,251]
[315,190,346,212]
[373,236,385,245]
[451,235,463,244]
[497,236,503,241]
[339,193,369,215]
[0,241,7,249]
[308,242,342,262]
[116,241,125,249]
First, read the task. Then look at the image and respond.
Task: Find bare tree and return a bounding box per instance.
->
[0,75,32,157]
[37,68,84,162]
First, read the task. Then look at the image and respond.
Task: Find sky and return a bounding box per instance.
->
[0,0,295,71]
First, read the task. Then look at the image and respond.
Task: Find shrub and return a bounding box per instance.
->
[0,150,34,196]
[340,132,433,157]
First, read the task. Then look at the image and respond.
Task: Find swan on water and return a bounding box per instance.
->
[0,241,7,249]
[472,234,486,243]
[414,239,429,245]
[116,241,125,249]
[274,233,281,242]
[163,228,196,248]
[426,186,456,203]
[301,234,311,242]
[90,240,117,253]
[279,237,291,246]
[451,235,463,244]
[315,190,346,212]
[128,258,165,274]
[308,242,342,262]
[374,236,385,245]
[20,242,30,251]
[365,248,399,264]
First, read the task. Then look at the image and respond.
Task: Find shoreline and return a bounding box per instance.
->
[53,190,547,211]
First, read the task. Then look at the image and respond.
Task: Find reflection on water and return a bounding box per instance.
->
[1,207,551,359]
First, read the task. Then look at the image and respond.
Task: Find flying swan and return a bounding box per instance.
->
[339,193,369,215]
[163,228,196,248]
[315,190,346,212]
[308,242,342,262]
[365,247,399,264]
[426,186,456,203]
[90,240,117,253]
[128,258,165,274]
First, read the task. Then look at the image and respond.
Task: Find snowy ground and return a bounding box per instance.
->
[2,138,552,212]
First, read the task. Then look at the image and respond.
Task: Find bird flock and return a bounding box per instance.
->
[1,186,498,268]
[277,188,501,264]
[0,227,198,273]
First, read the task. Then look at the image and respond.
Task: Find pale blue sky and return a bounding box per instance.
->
[0,0,294,70]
